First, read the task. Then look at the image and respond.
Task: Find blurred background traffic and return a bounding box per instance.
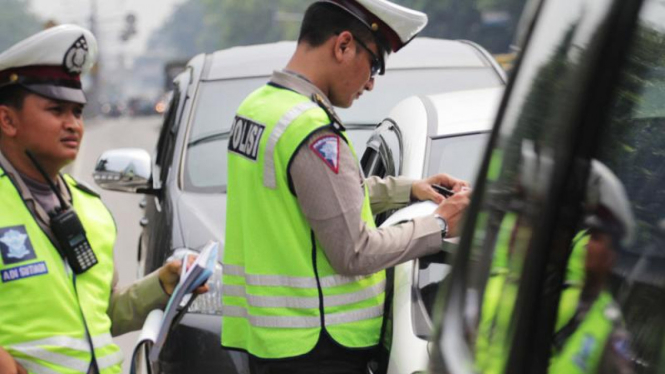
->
[1,0,525,119]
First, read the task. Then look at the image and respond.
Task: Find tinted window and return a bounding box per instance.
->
[579,3,665,372]
[432,0,626,372]
[432,1,665,374]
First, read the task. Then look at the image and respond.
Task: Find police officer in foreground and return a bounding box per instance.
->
[222,1,472,373]
[0,25,206,374]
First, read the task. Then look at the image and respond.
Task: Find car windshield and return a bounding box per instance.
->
[184,68,501,193]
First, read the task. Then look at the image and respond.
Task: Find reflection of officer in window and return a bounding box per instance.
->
[0,26,206,374]
[550,161,636,374]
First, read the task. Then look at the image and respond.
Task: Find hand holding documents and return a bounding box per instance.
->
[130,241,219,374]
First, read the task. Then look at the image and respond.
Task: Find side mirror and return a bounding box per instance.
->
[93,148,153,194]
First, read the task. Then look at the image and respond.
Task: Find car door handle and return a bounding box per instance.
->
[140,217,149,227]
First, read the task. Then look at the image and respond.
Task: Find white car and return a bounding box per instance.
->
[360,87,504,374]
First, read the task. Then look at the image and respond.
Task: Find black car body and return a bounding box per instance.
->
[428,0,665,373]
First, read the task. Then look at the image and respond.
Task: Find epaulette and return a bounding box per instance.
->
[67,175,101,198]
[312,93,345,132]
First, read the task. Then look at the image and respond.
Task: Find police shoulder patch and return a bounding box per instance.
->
[0,225,37,266]
[310,135,340,174]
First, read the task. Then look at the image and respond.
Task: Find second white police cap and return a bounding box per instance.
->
[0,24,98,104]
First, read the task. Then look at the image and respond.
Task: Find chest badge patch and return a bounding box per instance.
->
[311,135,340,174]
[0,226,37,265]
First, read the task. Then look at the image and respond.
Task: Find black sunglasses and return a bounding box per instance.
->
[350,34,382,78]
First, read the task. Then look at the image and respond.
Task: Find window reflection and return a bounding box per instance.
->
[584,2,665,372]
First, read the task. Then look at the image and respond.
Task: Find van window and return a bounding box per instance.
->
[573,3,665,372]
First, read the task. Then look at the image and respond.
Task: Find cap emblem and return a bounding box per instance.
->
[63,35,89,75]
[371,23,379,31]
[9,74,18,83]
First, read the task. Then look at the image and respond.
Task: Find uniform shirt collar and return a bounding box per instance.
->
[271,70,329,103]
[0,149,72,223]
[270,70,346,131]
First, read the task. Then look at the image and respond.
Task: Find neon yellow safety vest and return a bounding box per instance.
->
[476,226,594,374]
[0,168,122,374]
[222,84,385,359]
[550,292,618,374]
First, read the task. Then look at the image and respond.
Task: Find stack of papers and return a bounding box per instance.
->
[129,241,219,373]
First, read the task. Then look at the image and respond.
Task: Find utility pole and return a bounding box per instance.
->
[87,0,101,116]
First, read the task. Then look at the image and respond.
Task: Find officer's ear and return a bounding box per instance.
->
[333,31,354,62]
[0,105,19,138]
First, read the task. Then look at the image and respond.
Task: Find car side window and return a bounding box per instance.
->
[432,1,665,374]
[431,1,638,373]
[182,77,266,193]
[570,3,665,373]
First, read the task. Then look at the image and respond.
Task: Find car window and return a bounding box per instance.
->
[431,1,665,374]
[183,78,266,193]
[431,0,629,372]
[183,80,378,193]
[427,132,491,181]
[576,3,665,372]
[183,66,502,193]
[338,68,503,125]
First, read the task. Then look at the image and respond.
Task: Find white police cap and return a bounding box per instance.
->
[321,0,428,53]
[0,24,98,104]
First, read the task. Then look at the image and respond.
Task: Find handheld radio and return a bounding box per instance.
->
[26,151,98,274]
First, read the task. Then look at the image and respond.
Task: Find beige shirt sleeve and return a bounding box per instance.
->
[365,175,415,214]
[290,128,442,276]
[107,269,169,336]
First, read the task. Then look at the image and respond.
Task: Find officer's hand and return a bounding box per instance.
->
[434,189,472,237]
[0,347,26,374]
[411,174,470,203]
[158,257,210,296]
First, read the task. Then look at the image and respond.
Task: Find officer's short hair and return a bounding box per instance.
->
[0,86,30,109]
[298,2,385,54]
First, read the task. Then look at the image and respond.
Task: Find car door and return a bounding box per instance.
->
[429,0,665,373]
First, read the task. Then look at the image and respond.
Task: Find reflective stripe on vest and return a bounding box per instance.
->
[0,170,121,374]
[223,85,384,358]
[263,101,319,189]
[223,277,385,309]
[224,263,374,288]
[222,305,384,328]
[10,333,123,373]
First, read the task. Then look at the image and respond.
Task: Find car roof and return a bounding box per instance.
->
[427,86,503,136]
[204,38,494,81]
[388,86,503,179]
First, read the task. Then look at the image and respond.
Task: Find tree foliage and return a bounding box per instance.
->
[0,0,41,51]
[147,0,528,60]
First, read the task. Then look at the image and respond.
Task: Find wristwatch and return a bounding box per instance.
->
[433,214,448,240]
